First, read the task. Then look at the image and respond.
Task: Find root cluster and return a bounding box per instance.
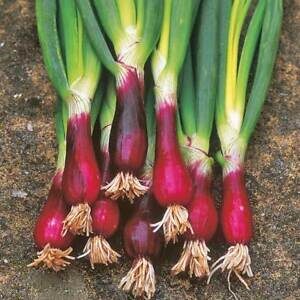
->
[27,244,74,272]
[62,203,92,236]
[207,244,253,300]
[172,240,211,278]
[151,205,193,244]
[102,172,148,202]
[80,235,120,269]
[119,257,156,300]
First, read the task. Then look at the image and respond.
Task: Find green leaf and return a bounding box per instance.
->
[224,0,251,132]
[35,0,70,101]
[100,78,116,130]
[240,0,282,144]
[76,0,119,75]
[93,0,125,53]
[178,48,196,137]
[55,97,66,170]
[58,0,83,85]
[116,0,136,29]
[136,0,163,66]
[90,78,105,130]
[166,0,201,76]
[193,0,218,152]
[215,0,232,133]
[235,0,266,129]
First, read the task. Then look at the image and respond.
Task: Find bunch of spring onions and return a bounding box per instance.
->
[30,0,282,298]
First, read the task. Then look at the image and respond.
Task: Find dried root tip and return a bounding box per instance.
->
[80,235,120,269]
[119,257,156,300]
[102,172,148,203]
[27,244,74,272]
[171,240,211,278]
[207,244,253,300]
[151,205,193,244]
[62,203,92,236]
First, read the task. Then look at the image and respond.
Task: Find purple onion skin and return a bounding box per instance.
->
[63,113,101,206]
[109,66,148,174]
[91,198,119,238]
[123,194,163,260]
[34,171,74,250]
[153,103,193,207]
[184,165,218,242]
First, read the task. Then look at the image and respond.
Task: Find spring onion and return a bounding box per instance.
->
[207,0,283,296]
[172,0,219,278]
[36,0,102,236]
[28,98,75,271]
[150,0,201,244]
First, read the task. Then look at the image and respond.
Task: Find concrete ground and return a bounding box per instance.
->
[0,0,299,299]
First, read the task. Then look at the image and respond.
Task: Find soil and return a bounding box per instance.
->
[0,0,299,299]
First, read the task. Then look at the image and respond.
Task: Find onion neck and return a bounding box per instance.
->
[156,102,178,153]
[217,137,247,177]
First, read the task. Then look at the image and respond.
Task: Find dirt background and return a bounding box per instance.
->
[0,0,299,299]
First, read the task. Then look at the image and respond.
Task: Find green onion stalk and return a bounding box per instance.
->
[28,98,75,271]
[150,0,201,244]
[36,0,102,237]
[207,0,282,295]
[171,0,219,279]
[76,0,163,202]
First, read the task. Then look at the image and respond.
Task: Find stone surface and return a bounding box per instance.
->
[0,0,299,299]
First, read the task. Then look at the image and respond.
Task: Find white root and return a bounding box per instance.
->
[171,240,211,278]
[79,235,120,269]
[119,257,156,300]
[102,172,148,202]
[62,203,92,236]
[151,205,193,244]
[27,244,74,272]
[207,244,253,299]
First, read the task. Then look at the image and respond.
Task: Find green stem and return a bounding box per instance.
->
[136,0,145,36]
[93,0,125,53]
[240,0,282,143]
[145,88,156,164]
[225,0,251,132]
[75,0,119,76]
[99,78,116,153]
[235,0,266,129]
[58,0,83,85]
[55,98,66,170]
[215,0,232,139]
[136,0,163,67]
[194,0,218,153]
[166,0,201,76]
[178,48,196,137]
[100,78,116,130]
[116,0,136,29]
[74,30,101,99]
[35,0,71,102]
[90,79,105,130]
